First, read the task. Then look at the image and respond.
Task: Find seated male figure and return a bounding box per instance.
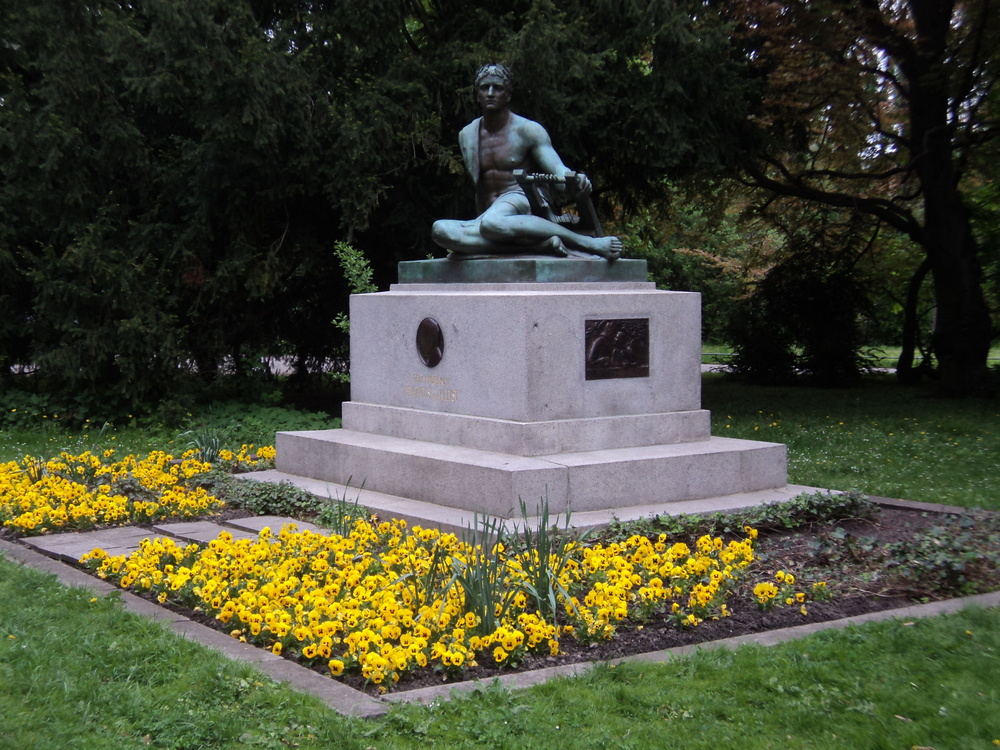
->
[432,64,622,260]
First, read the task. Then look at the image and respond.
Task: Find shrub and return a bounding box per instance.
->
[602,490,877,543]
[217,477,323,518]
[887,514,1000,596]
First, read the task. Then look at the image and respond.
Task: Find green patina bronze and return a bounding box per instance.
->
[430,64,623,264]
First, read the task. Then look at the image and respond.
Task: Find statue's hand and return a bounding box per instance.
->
[573,172,593,197]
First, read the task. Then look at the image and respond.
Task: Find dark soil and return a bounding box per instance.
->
[49,503,1000,696]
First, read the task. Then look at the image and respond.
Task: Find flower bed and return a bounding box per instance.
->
[0,446,273,535]
[81,515,827,691]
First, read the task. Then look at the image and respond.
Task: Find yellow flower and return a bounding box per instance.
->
[62,483,816,687]
[754,582,778,602]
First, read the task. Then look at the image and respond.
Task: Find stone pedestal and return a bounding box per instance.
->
[263,259,809,531]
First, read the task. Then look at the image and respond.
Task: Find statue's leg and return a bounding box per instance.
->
[431,219,495,253]
[432,216,568,257]
[479,197,622,260]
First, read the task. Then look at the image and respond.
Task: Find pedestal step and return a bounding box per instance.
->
[275,429,788,517]
[265,277,800,531]
[343,402,711,456]
[240,469,819,535]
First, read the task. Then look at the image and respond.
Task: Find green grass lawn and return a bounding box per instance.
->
[701,343,1000,370]
[0,401,339,463]
[703,374,1000,510]
[1,554,997,750]
[1,379,999,748]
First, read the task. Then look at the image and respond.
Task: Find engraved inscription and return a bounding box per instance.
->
[404,373,459,402]
[412,374,451,386]
[585,318,649,380]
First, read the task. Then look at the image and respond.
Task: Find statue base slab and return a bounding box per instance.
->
[241,468,822,535]
[398,257,648,284]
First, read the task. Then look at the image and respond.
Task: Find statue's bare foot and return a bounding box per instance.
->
[576,235,622,260]
[543,236,569,257]
[544,237,599,259]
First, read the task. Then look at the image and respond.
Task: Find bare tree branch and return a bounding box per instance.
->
[746,157,923,240]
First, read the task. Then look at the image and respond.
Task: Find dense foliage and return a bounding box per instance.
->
[2,0,996,413]
[0,0,753,416]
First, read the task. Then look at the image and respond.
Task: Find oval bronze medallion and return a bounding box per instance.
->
[416,317,444,367]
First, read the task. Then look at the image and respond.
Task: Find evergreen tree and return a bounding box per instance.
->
[0,0,755,415]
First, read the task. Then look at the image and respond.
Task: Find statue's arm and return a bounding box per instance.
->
[458,120,480,185]
[522,120,592,196]
[524,122,569,175]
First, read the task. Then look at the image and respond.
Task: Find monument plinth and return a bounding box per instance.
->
[260,259,811,531]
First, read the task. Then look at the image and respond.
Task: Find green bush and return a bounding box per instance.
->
[725,213,879,387]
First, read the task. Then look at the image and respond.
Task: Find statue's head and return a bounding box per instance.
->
[474,63,513,90]
[474,63,513,113]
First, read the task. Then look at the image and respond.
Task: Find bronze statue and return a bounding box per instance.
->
[432,64,622,260]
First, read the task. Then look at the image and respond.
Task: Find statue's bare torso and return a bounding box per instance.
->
[463,113,542,212]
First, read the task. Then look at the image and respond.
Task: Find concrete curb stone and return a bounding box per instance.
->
[383,589,1000,706]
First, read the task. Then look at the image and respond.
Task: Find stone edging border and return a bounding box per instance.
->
[1,495,995,718]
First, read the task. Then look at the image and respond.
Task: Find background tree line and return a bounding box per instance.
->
[0,0,996,420]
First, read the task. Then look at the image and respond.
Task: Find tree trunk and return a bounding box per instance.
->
[925,227,993,397]
[896,258,931,386]
[905,0,993,397]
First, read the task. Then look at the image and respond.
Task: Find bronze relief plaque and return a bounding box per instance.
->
[585,318,649,380]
